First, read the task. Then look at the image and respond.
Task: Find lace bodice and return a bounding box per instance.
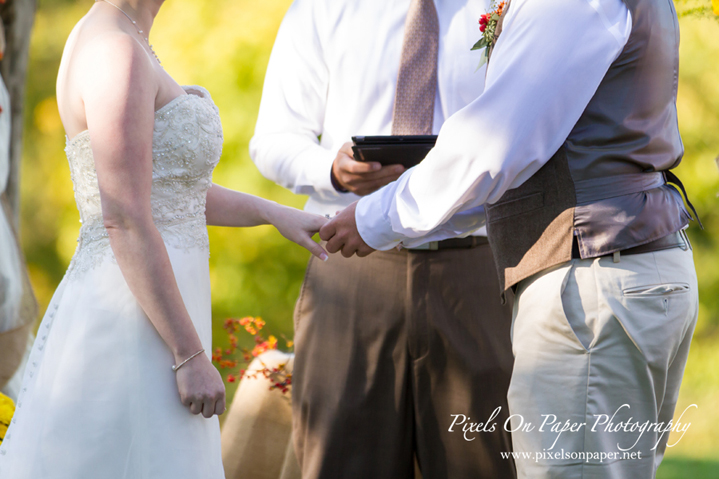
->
[64,85,222,277]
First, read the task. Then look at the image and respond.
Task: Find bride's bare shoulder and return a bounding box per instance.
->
[66,14,152,78]
[57,10,157,136]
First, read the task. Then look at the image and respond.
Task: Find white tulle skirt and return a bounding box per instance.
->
[0,245,225,478]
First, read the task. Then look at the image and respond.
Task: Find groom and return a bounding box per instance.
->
[248,0,515,478]
[322,0,700,477]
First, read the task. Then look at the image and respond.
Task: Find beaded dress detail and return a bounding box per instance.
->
[0,86,226,479]
[64,85,222,277]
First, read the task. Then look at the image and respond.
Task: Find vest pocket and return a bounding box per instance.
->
[486,192,544,223]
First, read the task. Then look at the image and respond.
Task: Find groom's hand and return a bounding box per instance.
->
[320,202,375,258]
[332,142,405,196]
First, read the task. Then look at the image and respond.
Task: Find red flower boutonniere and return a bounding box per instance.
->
[471,1,507,68]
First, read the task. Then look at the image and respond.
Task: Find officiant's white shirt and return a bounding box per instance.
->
[250,0,491,237]
[356,0,634,250]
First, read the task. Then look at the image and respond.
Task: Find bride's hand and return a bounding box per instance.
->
[267,204,330,261]
[175,353,226,418]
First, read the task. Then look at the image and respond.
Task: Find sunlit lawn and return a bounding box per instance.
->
[658,458,719,479]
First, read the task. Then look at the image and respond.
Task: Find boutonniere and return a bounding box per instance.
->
[471,1,507,68]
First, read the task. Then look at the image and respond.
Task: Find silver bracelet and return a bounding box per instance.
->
[172,349,205,372]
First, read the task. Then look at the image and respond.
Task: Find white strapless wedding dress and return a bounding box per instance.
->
[0,86,226,479]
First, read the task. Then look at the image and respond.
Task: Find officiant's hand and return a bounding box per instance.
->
[332,142,405,196]
[320,202,375,257]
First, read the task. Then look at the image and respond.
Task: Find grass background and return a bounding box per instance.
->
[21,1,719,475]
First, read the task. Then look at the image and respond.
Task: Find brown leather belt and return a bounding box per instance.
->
[407,235,489,251]
[571,230,689,260]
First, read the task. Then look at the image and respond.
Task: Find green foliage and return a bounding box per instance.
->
[673,17,719,337]
[674,0,719,20]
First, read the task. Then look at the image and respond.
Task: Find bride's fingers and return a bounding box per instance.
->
[314,215,330,230]
[300,236,329,261]
[201,399,216,419]
[189,401,202,415]
[300,214,329,235]
[215,396,227,416]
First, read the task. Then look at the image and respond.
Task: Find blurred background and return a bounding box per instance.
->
[20,0,719,476]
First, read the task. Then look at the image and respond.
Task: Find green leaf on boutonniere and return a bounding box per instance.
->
[491,13,500,21]
[471,37,488,51]
[475,48,489,71]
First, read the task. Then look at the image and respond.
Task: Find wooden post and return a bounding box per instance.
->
[0,0,37,396]
[0,0,36,229]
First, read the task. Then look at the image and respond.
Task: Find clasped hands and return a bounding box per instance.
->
[319,141,404,258]
[320,201,375,258]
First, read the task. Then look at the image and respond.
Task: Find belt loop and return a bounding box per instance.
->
[680,229,691,251]
[613,251,620,263]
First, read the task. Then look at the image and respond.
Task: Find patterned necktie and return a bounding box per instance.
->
[392,0,439,135]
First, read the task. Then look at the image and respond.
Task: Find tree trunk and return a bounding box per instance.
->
[1,0,36,229]
[0,0,37,398]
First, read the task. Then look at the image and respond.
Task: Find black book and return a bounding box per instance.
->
[351,135,437,169]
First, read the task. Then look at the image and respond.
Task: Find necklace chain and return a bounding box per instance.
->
[96,0,162,66]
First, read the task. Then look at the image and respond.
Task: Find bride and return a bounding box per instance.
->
[0,0,328,477]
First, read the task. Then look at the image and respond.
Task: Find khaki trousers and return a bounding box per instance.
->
[508,245,698,479]
[292,243,516,479]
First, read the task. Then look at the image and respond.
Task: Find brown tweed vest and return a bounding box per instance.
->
[485,0,693,293]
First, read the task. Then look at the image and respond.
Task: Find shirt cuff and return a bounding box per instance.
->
[356,171,488,250]
[356,184,404,251]
[330,168,349,193]
[299,146,339,199]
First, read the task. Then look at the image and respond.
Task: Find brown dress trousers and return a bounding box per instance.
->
[292,243,516,479]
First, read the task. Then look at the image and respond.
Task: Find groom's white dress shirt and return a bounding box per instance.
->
[356,0,633,250]
[250,0,491,237]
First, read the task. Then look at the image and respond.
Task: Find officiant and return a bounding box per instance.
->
[233,0,516,478]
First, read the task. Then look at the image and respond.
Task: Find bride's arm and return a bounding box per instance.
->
[78,33,224,417]
[205,184,329,261]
